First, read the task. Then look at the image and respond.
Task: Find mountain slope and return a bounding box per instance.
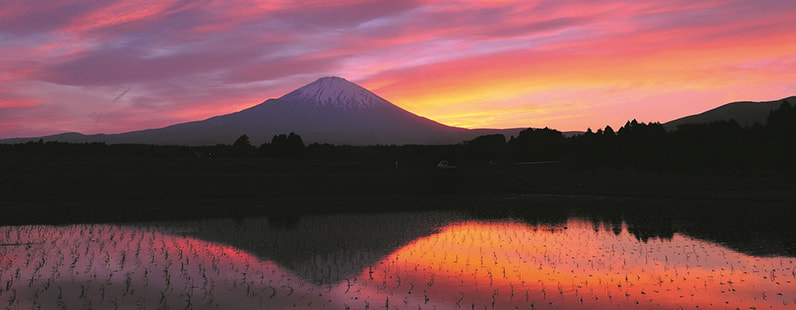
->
[664,96,795,130]
[3,77,524,146]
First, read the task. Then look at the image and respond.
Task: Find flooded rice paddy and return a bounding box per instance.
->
[1,210,794,309]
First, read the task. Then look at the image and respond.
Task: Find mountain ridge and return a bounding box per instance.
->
[664,96,795,130]
[2,77,526,146]
[5,83,790,145]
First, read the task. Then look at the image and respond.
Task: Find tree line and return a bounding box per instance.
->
[2,99,793,171]
[566,99,795,171]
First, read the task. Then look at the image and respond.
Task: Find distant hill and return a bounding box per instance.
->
[664,96,795,130]
[2,77,526,146]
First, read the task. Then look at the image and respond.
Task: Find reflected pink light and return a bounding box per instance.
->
[1,219,794,309]
[363,219,796,309]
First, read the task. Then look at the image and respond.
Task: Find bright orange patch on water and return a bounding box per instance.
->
[363,219,796,309]
[2,218,793,309]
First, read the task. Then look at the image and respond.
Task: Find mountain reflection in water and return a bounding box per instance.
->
[1,215,794,309]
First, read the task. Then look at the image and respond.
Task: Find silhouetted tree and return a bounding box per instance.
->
[614,120,668,168]
[233,134,251,148]
[671,120,748,170]
[760,99,796,167]
[766,99,795,134]
[508,127,564,161]
[464,134,506,160]
[267,132,305,158]
[232,134,255,156]
[603,125,615,136]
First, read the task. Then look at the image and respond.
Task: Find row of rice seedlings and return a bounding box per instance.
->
[1,212,793,309]
[0,211,458,309]
[331,218,795,309]
[0,222,300,308]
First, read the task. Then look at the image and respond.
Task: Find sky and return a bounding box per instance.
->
[1,0,795,138]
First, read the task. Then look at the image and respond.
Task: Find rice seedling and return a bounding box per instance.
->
[0,210,793,309]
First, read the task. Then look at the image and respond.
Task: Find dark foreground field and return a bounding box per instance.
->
[4,154,795,310]
[2,156,794,223]
[2,155,796,259]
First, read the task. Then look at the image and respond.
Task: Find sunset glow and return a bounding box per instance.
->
[4,217,792,309]
[369,219,795,309]
[1,0,795,138]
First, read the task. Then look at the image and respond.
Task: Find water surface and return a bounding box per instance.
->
[1,212,794,309]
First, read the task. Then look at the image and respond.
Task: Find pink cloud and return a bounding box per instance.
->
[1,0,795,138]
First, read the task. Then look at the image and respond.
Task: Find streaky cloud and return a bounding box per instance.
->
[0,0,795,138]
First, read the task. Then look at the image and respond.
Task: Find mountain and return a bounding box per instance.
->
[3,77,524,146]
[664,96,795,130]
[190,210,461,284]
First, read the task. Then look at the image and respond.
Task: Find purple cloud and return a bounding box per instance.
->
[1,0,795,138]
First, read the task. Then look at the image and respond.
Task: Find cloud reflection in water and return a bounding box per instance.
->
[1,216,793,309]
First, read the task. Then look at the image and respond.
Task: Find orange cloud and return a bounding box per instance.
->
[1,0,795,138]
[362,12,796,131]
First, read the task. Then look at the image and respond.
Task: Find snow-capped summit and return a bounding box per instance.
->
[3,76,524,146]
[279,76,390,109]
